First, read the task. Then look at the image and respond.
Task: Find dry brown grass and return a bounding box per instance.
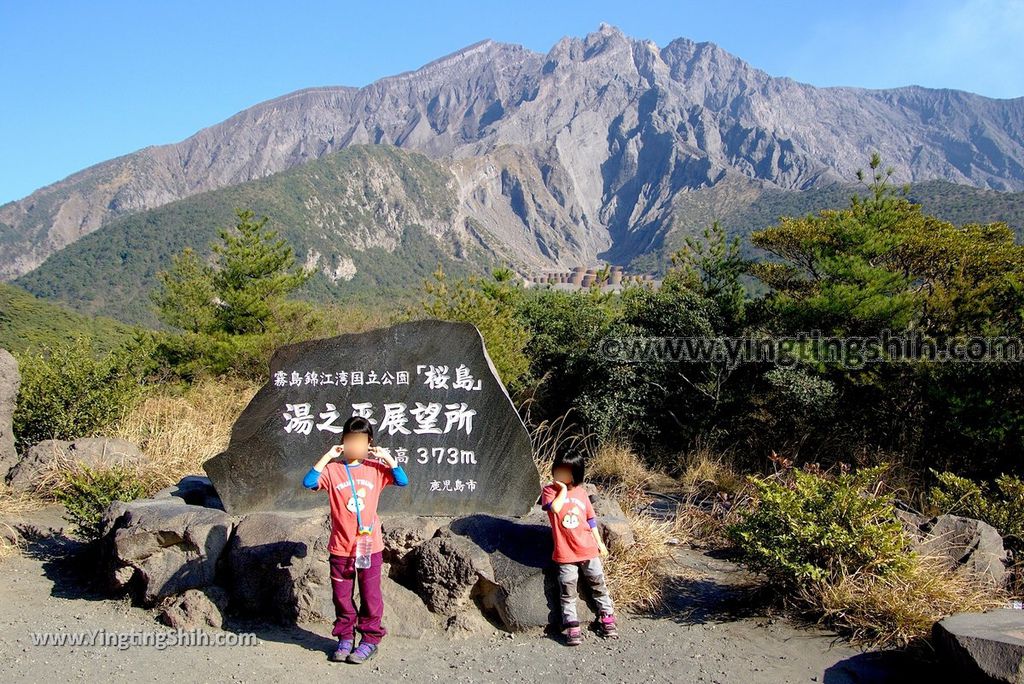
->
[0,485,25,562]
[99,377,259,494]
[589,439,676,493]
[805,553,1008,648]
[669,495,744,550]
[526,408,596,487]
[665,448,751,549]
[9,377,258,500]
[0,482,48,514]
[677,447,744,496]
[603,507,683,612]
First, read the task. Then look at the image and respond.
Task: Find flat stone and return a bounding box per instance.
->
[204,320,539,516]
[934,609,1024,683]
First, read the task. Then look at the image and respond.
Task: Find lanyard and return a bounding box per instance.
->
[343,461,371,533]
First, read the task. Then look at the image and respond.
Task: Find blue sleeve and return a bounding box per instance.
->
[541,502,552,511]
[392,465,409,487]
[302,467,321,490]
[587,517,597,528]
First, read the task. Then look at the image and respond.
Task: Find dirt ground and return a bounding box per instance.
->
[0,510,948,684]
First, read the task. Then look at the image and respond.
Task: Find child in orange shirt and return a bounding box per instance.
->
[539,451,618,646]
[302,415,408,664]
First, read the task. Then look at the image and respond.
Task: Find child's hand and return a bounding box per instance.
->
[328,444,344,458]
[370,446,398,468]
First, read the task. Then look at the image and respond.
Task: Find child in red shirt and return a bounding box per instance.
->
[539,451,617,645]
[302,415,408,664]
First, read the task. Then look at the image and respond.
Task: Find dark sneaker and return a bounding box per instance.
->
[565,625,583,646]
[598,613,618,639]
[329,638,354,662]
[346,641,379,664]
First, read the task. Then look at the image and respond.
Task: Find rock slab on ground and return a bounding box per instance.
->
[933,609,1024,683]
[158,586,229,630]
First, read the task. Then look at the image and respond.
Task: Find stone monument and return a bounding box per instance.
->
[204,320,539,517]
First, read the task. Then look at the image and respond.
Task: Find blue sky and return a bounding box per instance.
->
[2,0,1022,205]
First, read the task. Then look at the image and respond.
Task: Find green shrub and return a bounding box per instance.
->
[147,329,278,382]
[12,337,147,451]
[55,465,146,541]
[727,464,912,585]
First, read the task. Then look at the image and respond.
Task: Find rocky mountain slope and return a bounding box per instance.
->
[12,142,1024,326]
[3,23,1023,281]
[12,146,506,324]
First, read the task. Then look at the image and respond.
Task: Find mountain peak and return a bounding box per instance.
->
[2,26,1023,282]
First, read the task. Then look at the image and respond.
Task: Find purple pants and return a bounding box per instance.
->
[328,551,386,644]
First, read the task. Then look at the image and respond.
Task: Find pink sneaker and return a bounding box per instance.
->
[565,625,582,646]
[599,613,618,638]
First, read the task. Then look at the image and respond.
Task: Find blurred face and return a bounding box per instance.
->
[341,431,371,461]
[552,465,574,485]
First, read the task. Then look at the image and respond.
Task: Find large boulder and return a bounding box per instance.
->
[934,610,1024,683]
[224,510,333,623]
[394,510,616,632]
[7,437,144,492]
[100,498,232,605]
[203,320,540,516]
[901,512,1009,587]
[223,509,444,635]
[0,349,18,481]
[378,563,442,638]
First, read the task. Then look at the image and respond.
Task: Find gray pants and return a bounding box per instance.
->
[557,556,615,626]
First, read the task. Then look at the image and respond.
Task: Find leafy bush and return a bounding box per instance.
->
[722,462,1007,647]
[728,464,912,585]
[147,329,279,382]
[55,465,146,541]
[12,337,147,451]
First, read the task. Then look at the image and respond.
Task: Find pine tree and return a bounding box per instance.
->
[151,208,312,335]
